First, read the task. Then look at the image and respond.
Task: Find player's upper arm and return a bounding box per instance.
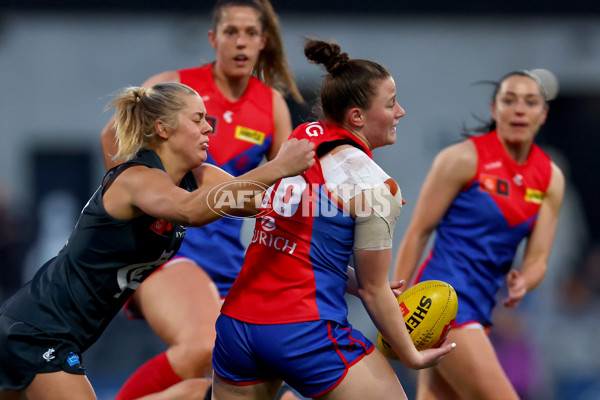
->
[191,163,235,186]
[545,161,566,214]
[522,161,565,264]
[266,89,293,161]
[103,166,194,224]
[407,140,477,235]
[354,247,394,291]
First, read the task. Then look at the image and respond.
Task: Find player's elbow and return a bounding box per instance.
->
[186,210,215,228]
[406,223,435,244]
[357,282,386,303]
[170,200,202,227]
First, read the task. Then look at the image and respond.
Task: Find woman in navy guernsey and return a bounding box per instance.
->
[211,39,456,400]
[0,82,315,400]
[100,1,304,399]
[393,70,565,399]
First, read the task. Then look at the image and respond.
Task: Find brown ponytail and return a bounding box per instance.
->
[304,38,390,125]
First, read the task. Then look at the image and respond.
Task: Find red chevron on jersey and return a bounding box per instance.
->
[470,131,552,227]
[178,64,274,167]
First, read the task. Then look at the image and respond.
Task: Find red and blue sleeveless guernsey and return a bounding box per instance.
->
[176,64,274,297]
[221,121,372,325]
[414,130,552,326]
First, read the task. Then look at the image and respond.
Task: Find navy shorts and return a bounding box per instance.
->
[213,314,374,398]
[0,314,86,391]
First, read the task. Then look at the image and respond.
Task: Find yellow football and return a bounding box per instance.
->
[377,280,458,359]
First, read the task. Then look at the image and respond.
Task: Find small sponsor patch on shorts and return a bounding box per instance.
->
[66,352,80,367]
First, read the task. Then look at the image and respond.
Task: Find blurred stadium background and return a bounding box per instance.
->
[1,1,600,399]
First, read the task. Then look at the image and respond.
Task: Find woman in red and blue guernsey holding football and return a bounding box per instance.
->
[211,39,456,400]
[100,1,303,399]
[393,70,565,400]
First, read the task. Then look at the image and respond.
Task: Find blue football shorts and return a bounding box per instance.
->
[212,314,374,398]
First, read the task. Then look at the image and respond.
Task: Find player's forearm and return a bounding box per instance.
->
[355,249,422,367]
[520,260,548,292]
[184,180,267,227]
[236,160,289,187]
[359,285,421,367]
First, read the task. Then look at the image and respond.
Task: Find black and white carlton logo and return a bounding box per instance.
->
[207,180,274,219]
[43,348,56,362]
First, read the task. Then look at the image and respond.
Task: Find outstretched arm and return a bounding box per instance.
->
[103,138,315,227]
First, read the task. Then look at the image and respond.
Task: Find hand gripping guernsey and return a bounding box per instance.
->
[0,149,196,390]
[414,130,552,327]
[222,121,375,325]
[176,64,274,297]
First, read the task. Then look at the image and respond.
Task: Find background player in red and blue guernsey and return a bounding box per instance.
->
[0,82,315,400]
[393,70,565,400]
[99,1,303,399]
[211,38,456,400]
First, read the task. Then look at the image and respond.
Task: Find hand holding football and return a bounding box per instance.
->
[378,280,458,359]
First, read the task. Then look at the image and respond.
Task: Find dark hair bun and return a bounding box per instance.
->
[304,39,350,75]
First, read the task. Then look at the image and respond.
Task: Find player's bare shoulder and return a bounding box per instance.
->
[141,70,181,87]
[429,139,476,183]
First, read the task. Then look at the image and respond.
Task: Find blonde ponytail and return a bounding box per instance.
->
[106,82,198,162]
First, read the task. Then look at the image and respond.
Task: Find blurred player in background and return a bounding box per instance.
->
[100,1,304,399]
[211,38,455,400]
[393,69,565,399]
[0,82,315,400]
